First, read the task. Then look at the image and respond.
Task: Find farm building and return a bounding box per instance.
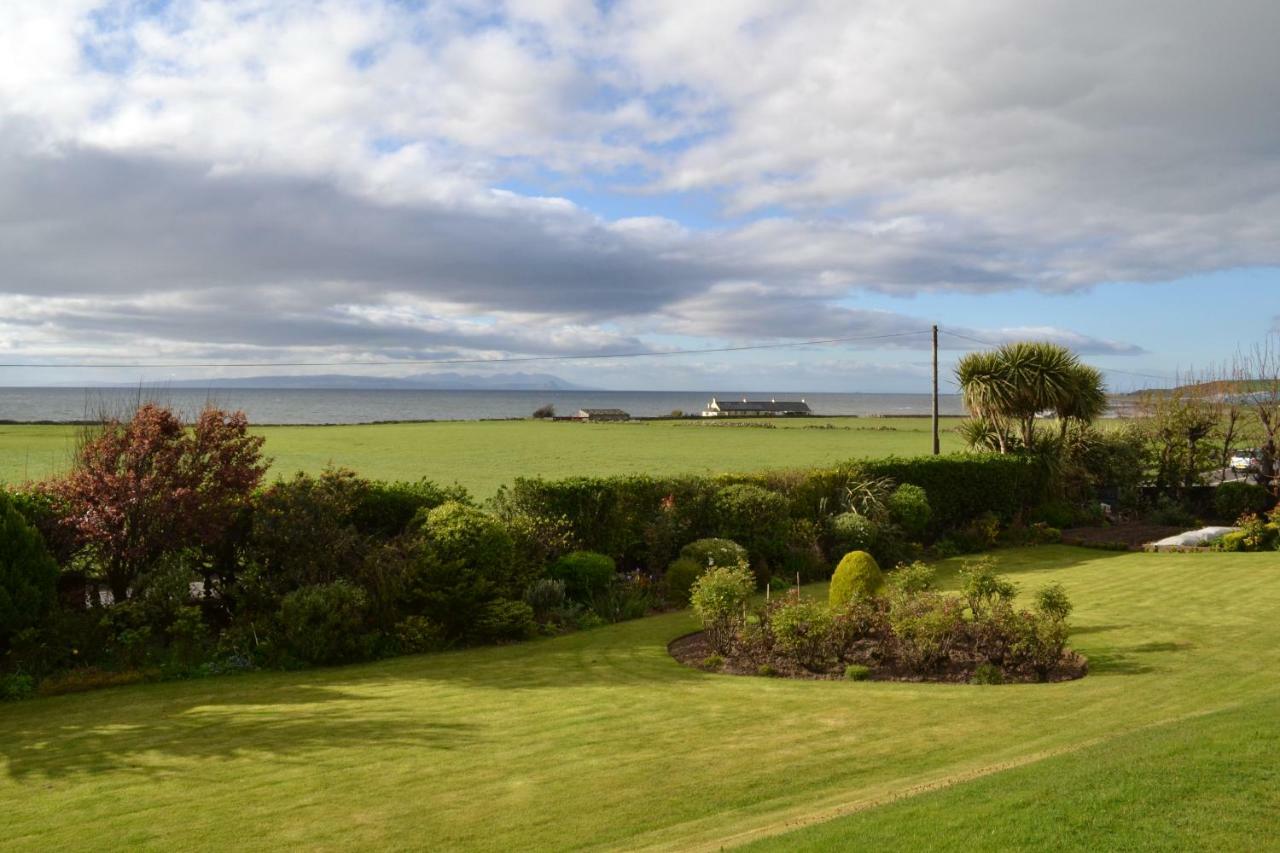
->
[572,408,631,421]
[701,397,812,417]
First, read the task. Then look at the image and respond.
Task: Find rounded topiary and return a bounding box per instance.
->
[0,491,59,649]
[679,538,749,570]
[547,551,616,602]
[887,484,932,538]
[664,557,704,606]
[830,512,878,555]
[828,550,884,607]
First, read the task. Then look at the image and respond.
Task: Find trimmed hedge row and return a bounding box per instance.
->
[493,453,1051,569]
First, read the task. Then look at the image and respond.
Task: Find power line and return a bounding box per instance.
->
[937,328,1177,383]
[0,329,935,370]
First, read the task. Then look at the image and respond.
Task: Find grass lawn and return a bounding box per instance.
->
[0,417,962,497]
[3,546,1279,851]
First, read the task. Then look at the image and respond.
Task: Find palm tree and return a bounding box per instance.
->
[956,342,1106,453]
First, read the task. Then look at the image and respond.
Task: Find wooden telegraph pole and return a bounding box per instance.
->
[932,324,940,455]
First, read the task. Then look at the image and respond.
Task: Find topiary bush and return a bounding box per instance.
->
[887,483,932,538]
[278,580,370,665]
[0,491,60,651]
[690,563,755,654]
[664,557,704,606]
[547,551,616,602]
[471,599,537,642]
[830,512,878,557]
[828,551,884,607]
[1214,481,1271,523]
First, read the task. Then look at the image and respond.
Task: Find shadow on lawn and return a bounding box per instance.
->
[0,682,479,780]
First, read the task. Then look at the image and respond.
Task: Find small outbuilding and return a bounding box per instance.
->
[573,408,631,422]
[701,397,812,417]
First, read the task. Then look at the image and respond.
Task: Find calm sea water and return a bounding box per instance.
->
[0,388,967,425]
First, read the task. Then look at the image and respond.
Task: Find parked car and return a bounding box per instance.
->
[1229,449,1261,474]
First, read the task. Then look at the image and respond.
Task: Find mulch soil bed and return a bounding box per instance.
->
[668,631,1088,685]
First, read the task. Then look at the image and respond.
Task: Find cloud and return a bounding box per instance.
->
[10,1,1266,378]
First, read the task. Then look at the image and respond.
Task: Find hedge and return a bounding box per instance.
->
[494,454,1051,568]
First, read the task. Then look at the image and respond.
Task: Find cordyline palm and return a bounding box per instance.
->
[956,342,1106,453]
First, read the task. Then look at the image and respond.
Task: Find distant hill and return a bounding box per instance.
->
[91,372,592,391]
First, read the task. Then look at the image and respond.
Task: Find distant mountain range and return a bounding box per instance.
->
[84,372,592,391]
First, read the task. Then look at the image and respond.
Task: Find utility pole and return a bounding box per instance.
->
[932,324,940,455]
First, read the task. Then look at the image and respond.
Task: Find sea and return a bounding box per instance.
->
[0,388,967,425]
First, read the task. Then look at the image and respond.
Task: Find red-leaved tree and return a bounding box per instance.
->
[54,403,268,601]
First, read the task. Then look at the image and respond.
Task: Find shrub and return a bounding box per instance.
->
[828,551,884,607]
[278,581,370,666]
[0,672,35,701]
[249,468,368,592]
[471,599,537,642]
[843,664,872,682]
[664,557,705,607]
[960,556,1017,619]
[1214,482,1271,523]
[769,598,834,671]
[52,403,266,601]
[887,484,932,538]
[830,512,879,556]
[6,487,79,566]
[971,662,1004,685]
[888,561,936,595]
[1215,530,1250,552]
[591,572,657,623]
[532,404,555,419]
[690,563,755,654]
[351,478,469,538]
[887,592,965,673]
[0,491,60,650]
[393,615,447,654]
[701,653,723,670]
[782,518,828,582]
[1034,583,1074,622]
[548,551,616,602]
[406,501,520,641]
[680,538,749,570]
[756,663,777,677]
[710,484,790,567]
[523,578,567,621]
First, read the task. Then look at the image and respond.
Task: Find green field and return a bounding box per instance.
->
[0,417,962,497]
[4,547,1278,851]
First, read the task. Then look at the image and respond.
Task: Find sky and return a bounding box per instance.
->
[1,0,1278,392]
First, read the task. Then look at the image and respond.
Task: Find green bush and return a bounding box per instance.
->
[887,592,965,673]
[960,556,1017,619]
[351,478,469,538]
[782,518,829,582]
[249,468,367,591]
[710,484,790,566]
[889,561,937,595]
[887,483,932,538]
[393,615,447,654]
[406,501,520,641]
[471,599,537,642]
[547,551,616,602]
[828,551,884,607]
[0,672,35,701]
[769,598,834,671]
[843,663,872,682]
[0,491,59,650]
[1214,482,1271,523]
[523,578,567,621]
[590,573,657,623]
[830,511,879,556]
[1215,530,1250,552]
[664,557,704,607]
[278,581,370,665]
[680,538,749,569]
[689,563,755,654]
[971,662,1004,685]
